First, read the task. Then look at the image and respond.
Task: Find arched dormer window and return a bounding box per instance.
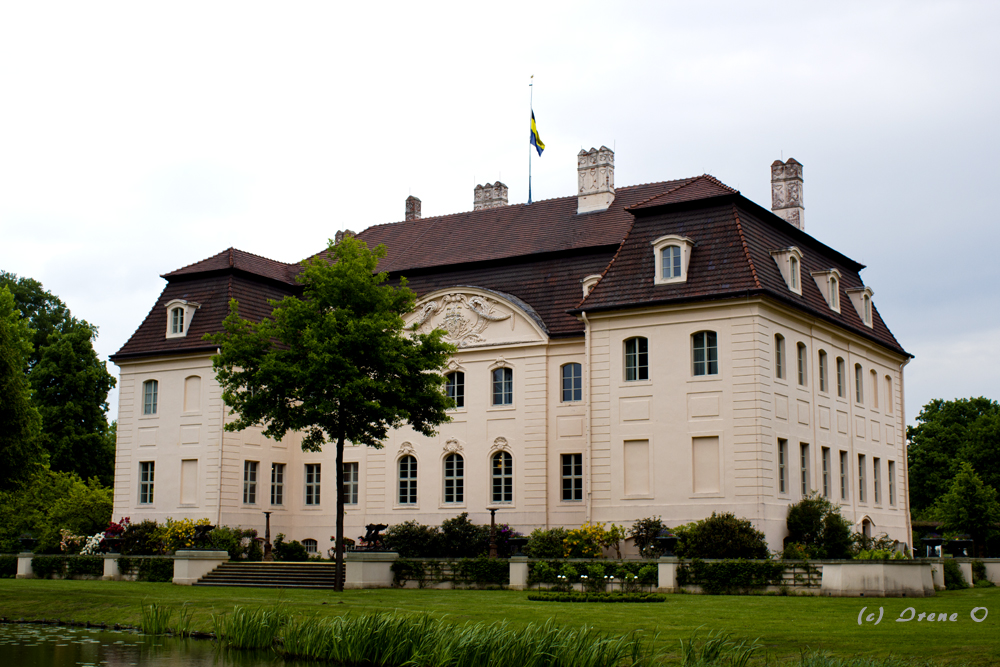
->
[691,331,718,376]
[445,371,465,408]
[811,269,841,312]
[770,247,803,295]
[651,235,695,285]
[164,299,201,339]
[846,286,875,328]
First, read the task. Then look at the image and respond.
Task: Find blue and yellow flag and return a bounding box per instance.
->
[530,110,545,156]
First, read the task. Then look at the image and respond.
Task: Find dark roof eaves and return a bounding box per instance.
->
[163,266,299,291]
[109,344,220,364]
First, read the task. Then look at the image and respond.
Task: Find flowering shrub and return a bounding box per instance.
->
[563,522,607,558]
[163,517,213,551]
[59,529,86,554]
[79,532,105,555]
[104,517,130,539]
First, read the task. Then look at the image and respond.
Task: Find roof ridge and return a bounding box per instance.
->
[625,174,736,211]
[732,205,762,290]
[625,177,698,211]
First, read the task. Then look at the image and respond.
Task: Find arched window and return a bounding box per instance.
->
[870,369,879,409]
[789,256,800,290]
[662,245,682,279]
[491,368,513,406]
[302,538,318,554]
[398,456,417,504]
[855,364,864,404]
[885,375,893,414]
[171,307,184,334]
[774,335,785,380]
[443,453,464,503]
[561,363,582,402]
[797,342,807,386]
[863,294,872,325]
[829,276,839,310]
[491,451,513,503]
[692,331,718,376]
[818,350,828,392]
[445,371,464,408]
[143,380,158,415]
[183,375,201,413]
[624,337,648,381]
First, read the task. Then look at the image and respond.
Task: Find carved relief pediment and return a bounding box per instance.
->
[406,288,546,348]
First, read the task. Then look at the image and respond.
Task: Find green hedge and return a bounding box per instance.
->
[391,556,509,587]
[527,592,666,603]
[66,556,103,577]
[117,557,174,582]
[527,560,657,588]
[677,558,786,594]
[31,557,68,578]
[0,555,16,578]
[30,555,104,578]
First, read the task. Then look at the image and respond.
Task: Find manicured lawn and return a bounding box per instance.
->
[0,580,998,665]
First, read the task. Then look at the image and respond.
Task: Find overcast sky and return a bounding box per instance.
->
[1,1,997,427]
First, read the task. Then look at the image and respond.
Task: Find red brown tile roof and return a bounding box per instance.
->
[163,247,298,285]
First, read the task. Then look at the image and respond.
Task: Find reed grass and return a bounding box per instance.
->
[211,605,287,650]
[139,601,173,635]
[793,654,942,667]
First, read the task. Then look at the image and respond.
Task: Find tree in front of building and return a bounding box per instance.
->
[209,236,455,591]
[934,461,1000,557]
[0,286,44,491]
[908,397,1000,515]
[784,493,853,559]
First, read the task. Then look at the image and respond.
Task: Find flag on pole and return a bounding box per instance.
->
[530,110,545,156]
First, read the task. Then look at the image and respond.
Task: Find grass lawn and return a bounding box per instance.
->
[0,580,998,665]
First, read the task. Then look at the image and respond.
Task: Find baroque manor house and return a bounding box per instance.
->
[111,150,912,554]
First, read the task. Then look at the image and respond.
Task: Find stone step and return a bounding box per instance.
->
[195,561,346,589]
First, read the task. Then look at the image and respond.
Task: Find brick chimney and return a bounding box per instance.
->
[771,158,804,230]
[577,146,615,214]
[474,181,508,210]
[405,195,421,221]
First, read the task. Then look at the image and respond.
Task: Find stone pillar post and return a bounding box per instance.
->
[344,551,399,589]
[16,553,34,579]
[509,556,529,591]
[102,554,122,581]
[657,557,678,592]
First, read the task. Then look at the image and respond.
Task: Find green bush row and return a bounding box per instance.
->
[391,556,509,586]
[527,592,666,603]
[0,555,16,578]
[30,555,104,578]
[117,557,174,582]
[677,558,787,594]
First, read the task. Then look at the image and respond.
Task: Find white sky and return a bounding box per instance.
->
[1,1,997,426]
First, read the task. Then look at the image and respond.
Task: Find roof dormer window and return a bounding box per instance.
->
[811,269,842,312]
[651,234,695,285]
[165,299,201,339]
[845,286,875,328]
[770,247,803,295]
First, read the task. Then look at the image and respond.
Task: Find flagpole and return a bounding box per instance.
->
[528,75,533,204]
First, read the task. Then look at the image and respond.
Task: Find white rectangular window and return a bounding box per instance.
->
[243,461,258,504]
[562,453,583,501]
[871,370,879,410]
[398,456,417,504]
[343,462,359,505]
[818,351,827,392]
[778,439,787,494]
[143,380,158,415]
[858,454,866,503]
[837,358,845,398]
[873,457,881,504]
[446,372,464,408]
[271,463,284,505]
[305,464,321,505]
[692,331,718,376]
[800,443,810,496]
[139,461,155,504]
[775,335,785,380]
[855,364,864,404]
[840,450,848,501]
[444,453,464,503]
[562,363,583,402]
[491,367,513,405]
[821,447,830,498]
[888,460,896,506]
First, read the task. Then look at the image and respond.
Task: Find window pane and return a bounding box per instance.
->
[492,451,512,503]
[446,372,465,408]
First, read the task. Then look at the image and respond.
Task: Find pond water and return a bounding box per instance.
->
[0,623,311,667]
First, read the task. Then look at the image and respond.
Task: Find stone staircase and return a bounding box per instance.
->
[194,561,345,589]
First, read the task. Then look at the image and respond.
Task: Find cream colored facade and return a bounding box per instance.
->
[113,292,910,552]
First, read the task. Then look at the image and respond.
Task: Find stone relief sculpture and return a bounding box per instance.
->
[398,441,416,456]
[412,292,512,348]
[490,437,510,453]
[443,438,464,454]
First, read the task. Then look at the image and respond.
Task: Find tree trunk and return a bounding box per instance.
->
[335,432,345,592]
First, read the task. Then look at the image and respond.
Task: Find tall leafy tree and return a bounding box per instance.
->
[30,321,117,486]
[0,271,73,370]
[934,461,1000,557]
[0,286,44,490]
[209,236,455,590]
[1,271,117,484]
[908,397,1000,513]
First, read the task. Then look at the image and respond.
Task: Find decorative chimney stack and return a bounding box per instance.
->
[405,195,421,221]
[577,146,615,214]
[771,158,804,230]
[474,181,509,210]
